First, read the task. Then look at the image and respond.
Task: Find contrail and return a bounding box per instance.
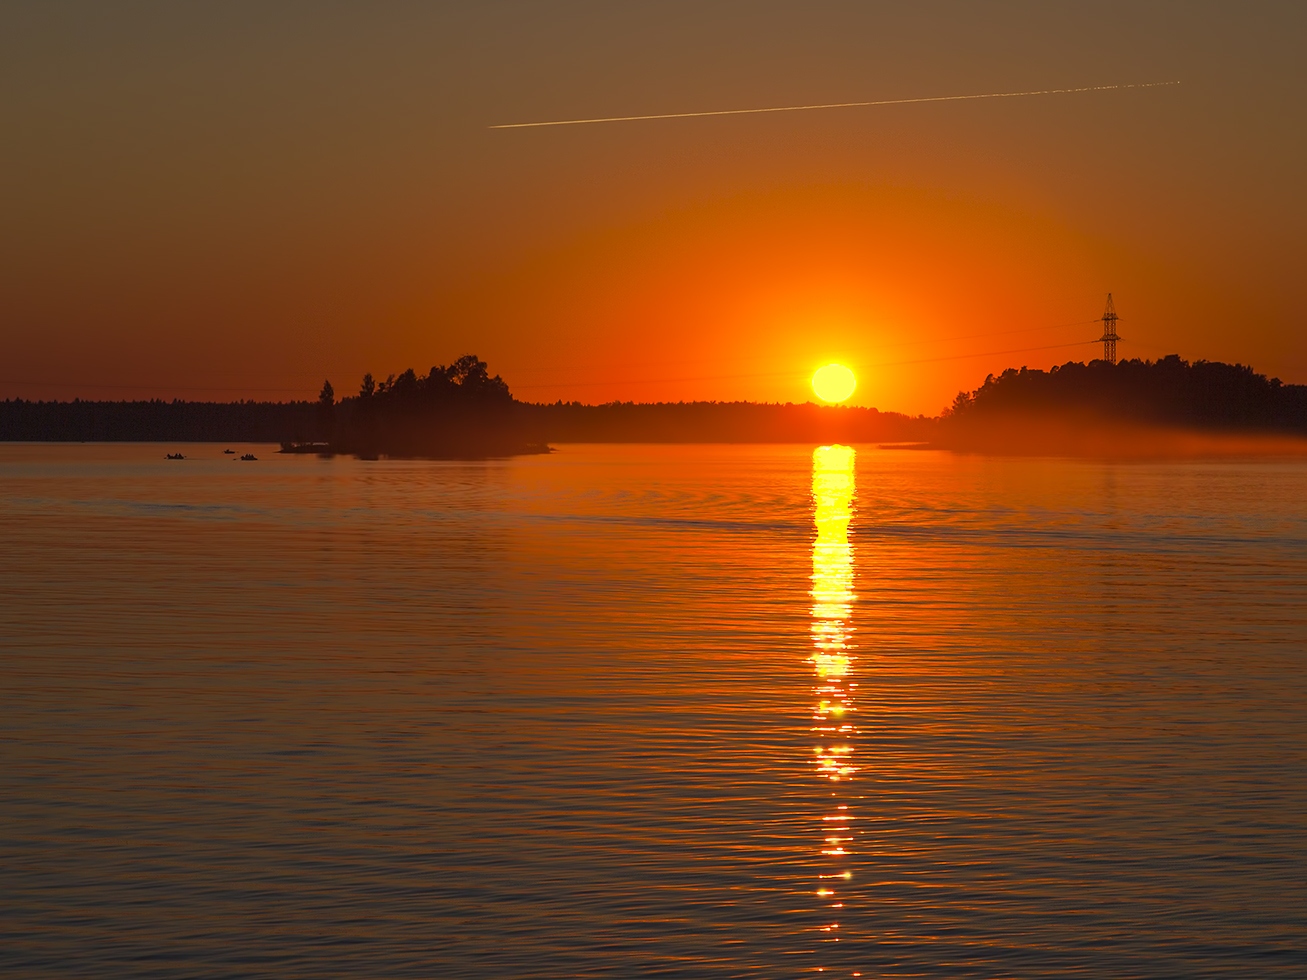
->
[491,80,1179,130]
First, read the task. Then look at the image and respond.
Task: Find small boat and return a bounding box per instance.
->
[223,449,235,454]
[165,452,185,460]
[240,453,258,461]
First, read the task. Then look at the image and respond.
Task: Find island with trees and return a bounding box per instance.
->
[938,355,1307,454]
[3,353,1304,457]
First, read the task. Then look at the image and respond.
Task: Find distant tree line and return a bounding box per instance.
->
[0,398,319,443]
[944,356,1307,431]
[6,354,1304,455]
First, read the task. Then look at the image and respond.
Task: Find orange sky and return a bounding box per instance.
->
[2,3,1304,415]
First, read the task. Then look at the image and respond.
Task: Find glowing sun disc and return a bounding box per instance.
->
[813,364,857,403]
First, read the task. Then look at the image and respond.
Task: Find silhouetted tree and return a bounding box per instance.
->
[944,391,973,417]
[317,380,335,440]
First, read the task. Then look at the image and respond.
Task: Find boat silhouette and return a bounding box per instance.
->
[223,449,235,454]
[165,453,185,460]
[239,453,258,461]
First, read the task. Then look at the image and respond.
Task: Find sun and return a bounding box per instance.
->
[812,363,857,404]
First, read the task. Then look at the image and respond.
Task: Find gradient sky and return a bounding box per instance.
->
[2,1,1304,414]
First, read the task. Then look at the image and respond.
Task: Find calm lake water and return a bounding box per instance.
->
[2,442,1306,978]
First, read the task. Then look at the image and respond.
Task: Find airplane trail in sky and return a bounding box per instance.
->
[491,81,1179,130]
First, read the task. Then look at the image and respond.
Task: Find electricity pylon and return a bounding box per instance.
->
[1098,294,1120,364]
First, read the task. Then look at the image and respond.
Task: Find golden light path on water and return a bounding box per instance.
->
[810,445,858,954]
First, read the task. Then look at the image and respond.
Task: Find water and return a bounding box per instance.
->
[2,442,1305,978]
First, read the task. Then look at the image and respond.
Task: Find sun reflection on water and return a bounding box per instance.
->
[810,444,858,956]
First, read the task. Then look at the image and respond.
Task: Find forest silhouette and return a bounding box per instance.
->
[945,356,1307,428]
[3,353,1305,456]
[938,355,1307,454]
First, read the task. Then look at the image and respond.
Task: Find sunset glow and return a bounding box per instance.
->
[5,8,1307,976]
[812,364,857,404]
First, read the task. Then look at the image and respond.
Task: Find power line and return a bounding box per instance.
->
[0,321,1113,396]
[875,317,1099,353]
[526,316,1101,380]
[512,338,1100,389]
[875,338,1099,369]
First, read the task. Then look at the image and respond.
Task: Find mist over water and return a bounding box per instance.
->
[2,443,1305,978]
